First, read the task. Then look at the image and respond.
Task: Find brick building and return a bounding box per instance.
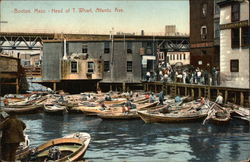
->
[189,0,220,70]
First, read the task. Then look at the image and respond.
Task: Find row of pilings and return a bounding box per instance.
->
[144,82,250,107]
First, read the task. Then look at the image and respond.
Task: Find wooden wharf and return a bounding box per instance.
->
[143,82,250,107]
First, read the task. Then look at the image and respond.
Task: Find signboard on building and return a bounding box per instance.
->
[220,20,249,30]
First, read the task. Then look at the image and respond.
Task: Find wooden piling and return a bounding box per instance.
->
[191,88,194,98]
[53,82,57,91]
[123,82,126,92]
[198,88,201,98]
[240,92,244,106]
[16,78,19,94]
[185,87,188,96]
[225,90,228,104]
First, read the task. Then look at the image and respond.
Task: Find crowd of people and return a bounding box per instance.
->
[145,65,220,86]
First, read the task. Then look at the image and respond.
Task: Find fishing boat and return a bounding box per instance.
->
[63,132,91,157]
[17,133,91,161]
[228,103,250,123]
[138,106,208,123]
[71,104,103,115]
[2,104,43,114]
[203,103,231,125]
[97,110,139,120]
[136,101,158,110]
[44,104,67,115]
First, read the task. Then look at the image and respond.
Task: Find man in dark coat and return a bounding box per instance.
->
[0,113,26,161]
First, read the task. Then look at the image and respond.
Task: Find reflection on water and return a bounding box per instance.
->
[19,113,250,162]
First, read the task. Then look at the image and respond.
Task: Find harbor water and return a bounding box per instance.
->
[19,113,250,162]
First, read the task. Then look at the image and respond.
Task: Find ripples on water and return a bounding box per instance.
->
[19,113,250,162]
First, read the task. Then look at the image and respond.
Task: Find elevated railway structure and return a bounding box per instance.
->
[0,32,190,51]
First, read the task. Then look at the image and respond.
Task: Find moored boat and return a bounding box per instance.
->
[203,103,231,125]
[17,133,90,161]
[44,104,67,115]
[138,106,208,123]
[97,110,139,120]
[2,104,43,114]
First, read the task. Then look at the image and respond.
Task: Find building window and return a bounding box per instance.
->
[241,27,249,47]
[104,42,110,53]
[173,55,175,60]
[180,54,182,60]
[104,61,110,72]
[230,60,239,72]
[231,28,240,48]
[71,61,77,73]
[183,54,186,60]
[127,61,132,72]
[87,62,94,73]
[177,54,179,60]
[127,42,132,54]
[201,26,207,40]
[82,43,88,53]
[231,3,240,22]
[201,3,207,17]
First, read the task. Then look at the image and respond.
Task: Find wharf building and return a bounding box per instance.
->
[189,0,221,70]
[41,35,189,93]
[218,0,250,88]
[0,55,23,95]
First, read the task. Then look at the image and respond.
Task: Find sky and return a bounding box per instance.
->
[0,0,189,35]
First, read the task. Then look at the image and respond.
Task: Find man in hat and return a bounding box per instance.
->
[0,112,26,161]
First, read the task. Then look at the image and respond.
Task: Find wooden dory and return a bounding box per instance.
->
[18,133,90,162]
[97,110,139,120]
[44,104,67,115]
[203,103,231,125]
[138,108,208,123]
[2,104,43,114]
